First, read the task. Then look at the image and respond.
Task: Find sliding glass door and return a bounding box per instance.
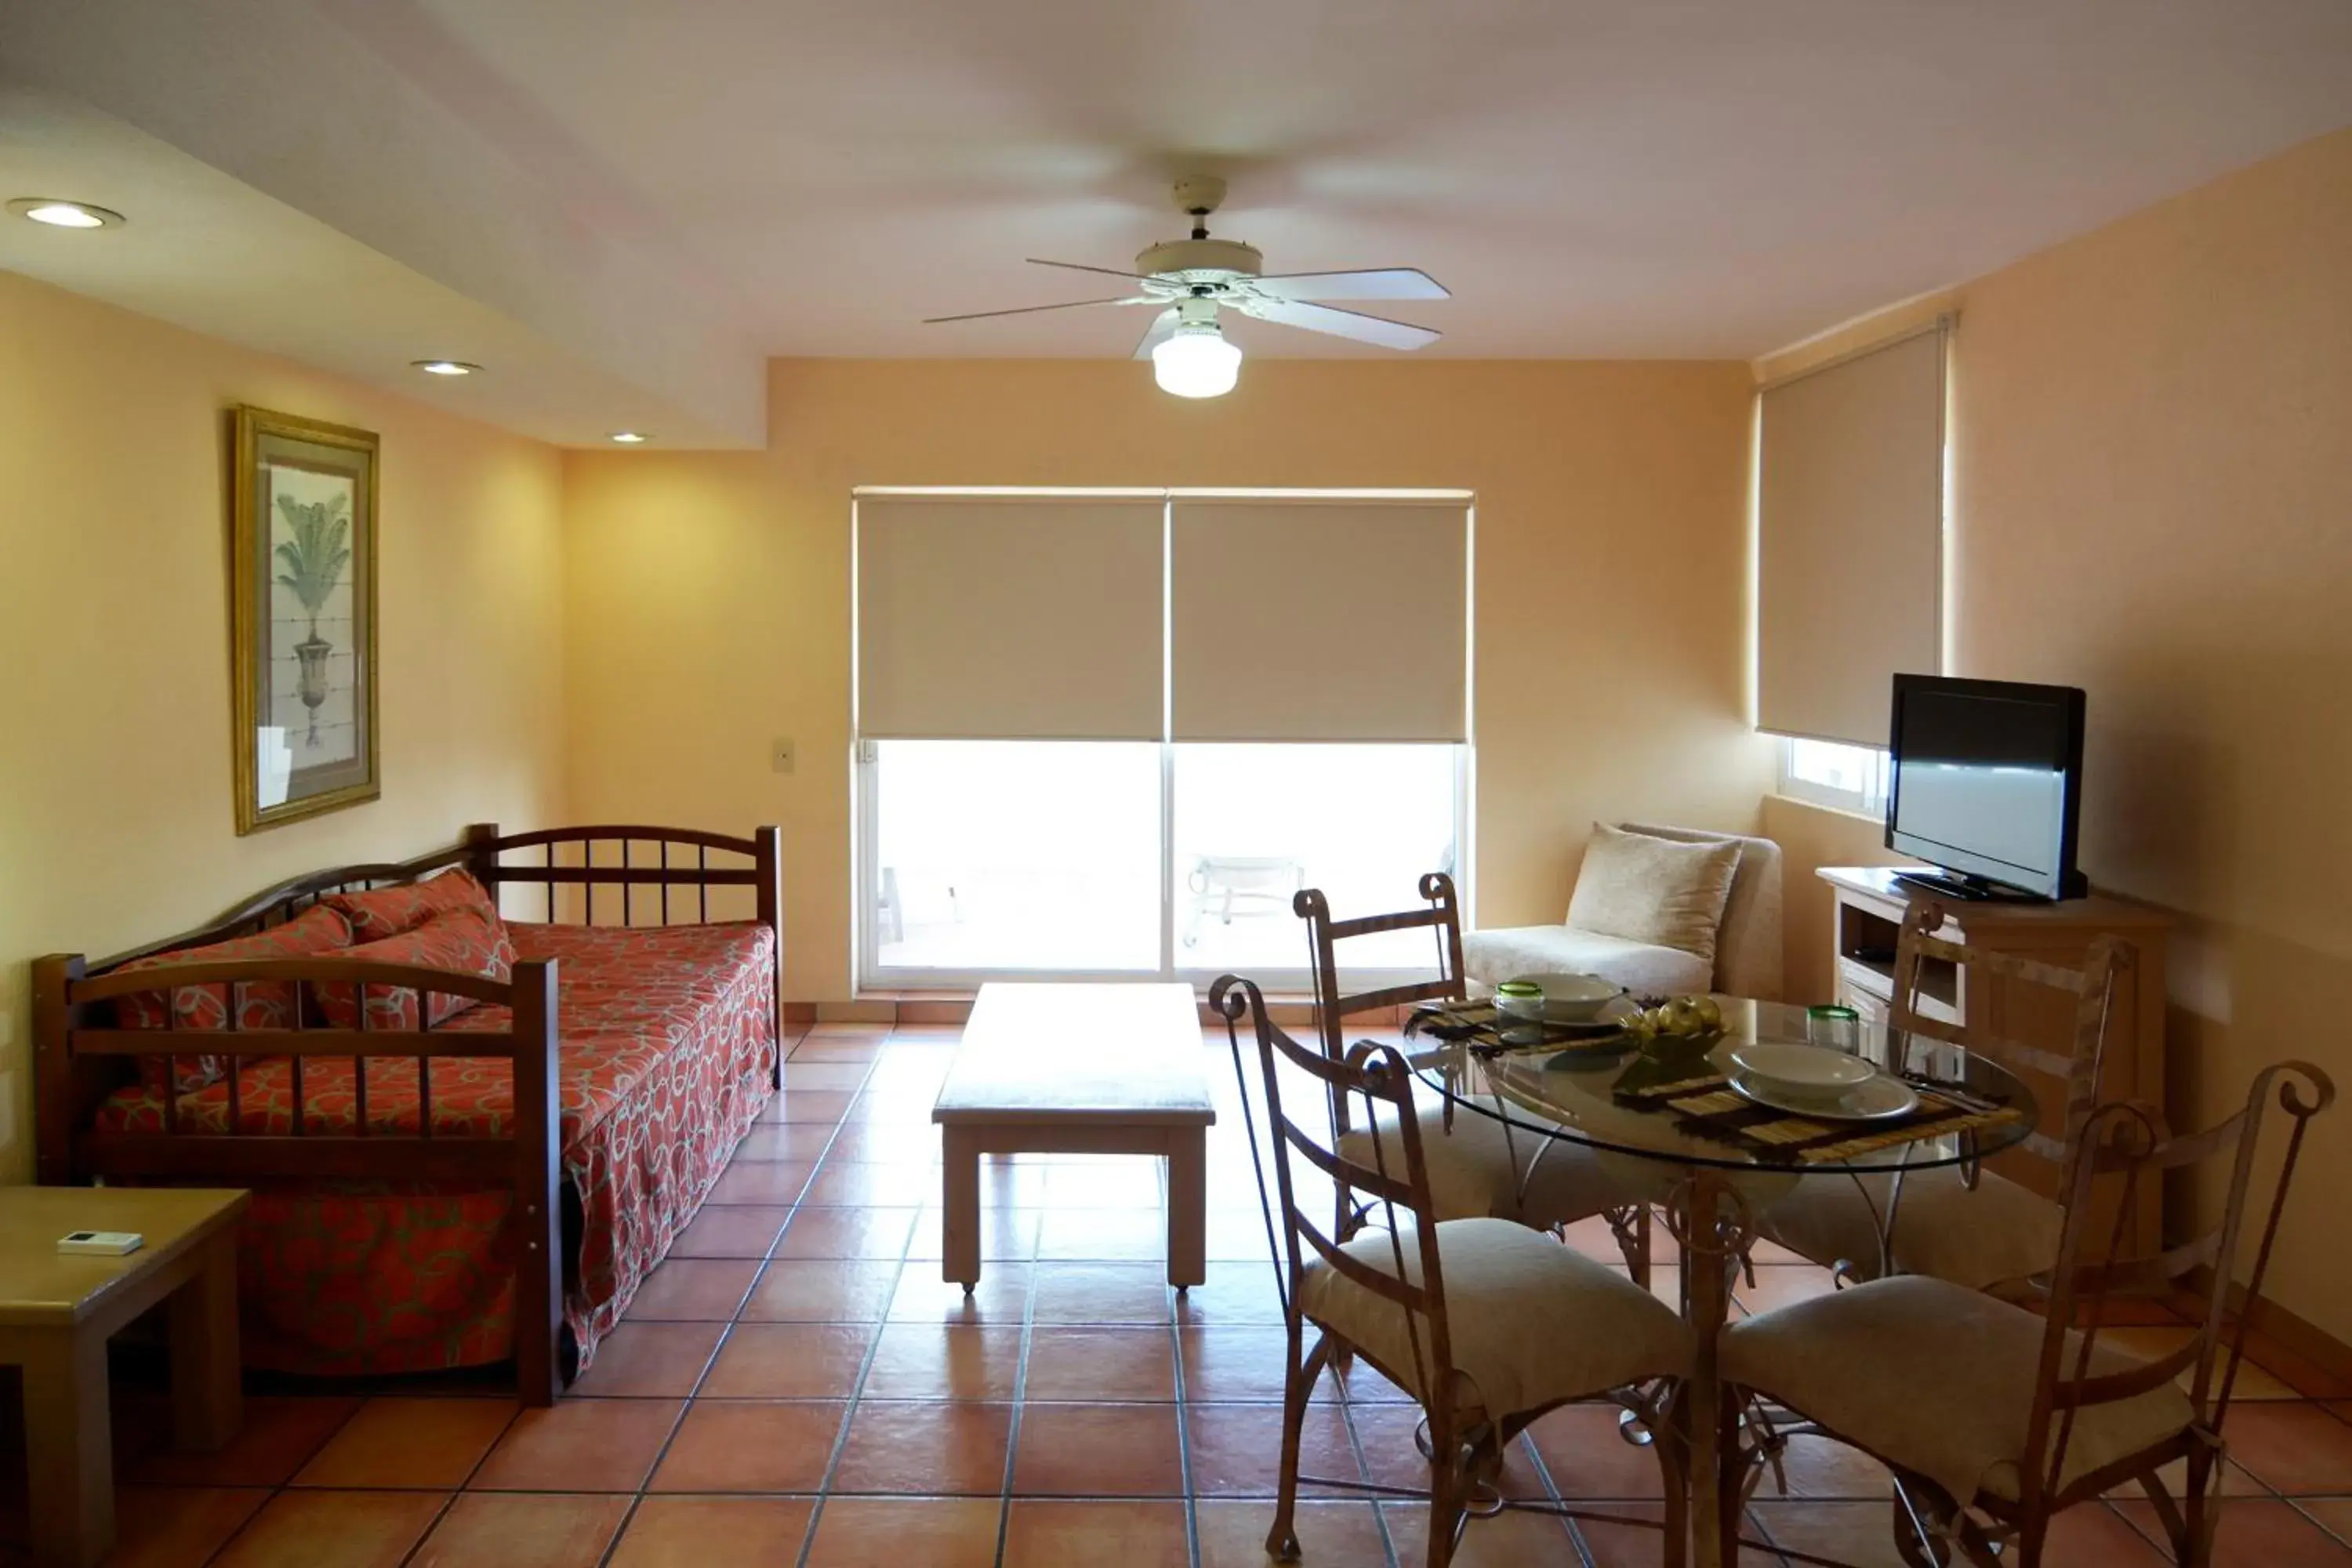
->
[854,489,1472,991]
[864,740,1162,975]
[1168,742,1461,975]
[859,738,1465,987]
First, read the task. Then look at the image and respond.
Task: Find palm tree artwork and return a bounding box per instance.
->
[273,489,352,749]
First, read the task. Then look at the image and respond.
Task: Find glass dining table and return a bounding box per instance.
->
[1403,996,2042,1568]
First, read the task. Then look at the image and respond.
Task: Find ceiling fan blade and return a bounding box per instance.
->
[1132,307,1181,360]
[1028,257,1155,281]
[1237,297,1441,350]
[924,296,1154,325]
[1249,267,1450,302]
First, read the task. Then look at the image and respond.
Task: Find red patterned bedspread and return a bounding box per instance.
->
[94,920,777,1380]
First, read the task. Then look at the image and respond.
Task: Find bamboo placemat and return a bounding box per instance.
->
[1621,1072,2027,1164]
[1404,1002,1631,1056]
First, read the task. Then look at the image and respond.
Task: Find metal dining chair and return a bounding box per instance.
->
[1298,873,1653,1279]
[1719,1061,2333,1566]
[1210,974,1695,1568]
[1755,904,2133,1294]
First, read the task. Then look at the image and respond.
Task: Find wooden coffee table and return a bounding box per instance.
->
[933,983,1217,1289]
[0,1186,249,1567]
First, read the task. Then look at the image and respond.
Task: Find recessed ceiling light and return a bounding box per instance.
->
[9,198,125,230]
[412,359,481,376]
[608,431,649,444]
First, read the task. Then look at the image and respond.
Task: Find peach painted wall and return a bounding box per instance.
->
[0,268,568,1182]
[560,358,1770,1003]
[1762,129,2352,1340]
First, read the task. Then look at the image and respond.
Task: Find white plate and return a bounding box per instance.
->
[1728,1040,1876,1098]
[1509,972,1628,1023]
[1729,1070,1921,1123]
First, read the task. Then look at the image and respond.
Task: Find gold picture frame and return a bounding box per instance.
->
[230,405,380,834]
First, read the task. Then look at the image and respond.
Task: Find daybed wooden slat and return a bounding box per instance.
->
[512,958,564,1407]
[70,1031,527,1058]
[77,1134,516,1182]
[74,960,517,1007]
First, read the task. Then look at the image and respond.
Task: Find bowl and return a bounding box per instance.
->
[1511,972,1626,1023]
[1726,1041,1878,1104]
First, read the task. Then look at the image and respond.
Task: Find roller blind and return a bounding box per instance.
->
[856,496,1163,739]
[1757,324,1947,747]
[1170,499,1468,742]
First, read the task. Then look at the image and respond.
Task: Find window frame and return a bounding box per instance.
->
[1775,735,1891,821]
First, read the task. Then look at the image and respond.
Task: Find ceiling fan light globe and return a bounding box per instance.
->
[1152,327,1241,398]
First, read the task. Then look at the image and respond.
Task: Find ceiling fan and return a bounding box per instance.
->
[924,176,1449,397]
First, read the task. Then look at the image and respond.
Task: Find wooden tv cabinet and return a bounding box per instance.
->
[1817,866,2172,1253]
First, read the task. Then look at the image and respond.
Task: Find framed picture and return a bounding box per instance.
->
[230,405,379,833]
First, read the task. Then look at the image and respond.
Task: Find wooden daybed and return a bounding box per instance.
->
[33,822,782,1406]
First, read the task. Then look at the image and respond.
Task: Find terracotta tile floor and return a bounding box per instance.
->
[9,1022,2352,1566]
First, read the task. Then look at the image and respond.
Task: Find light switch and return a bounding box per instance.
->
[770,737,796,775]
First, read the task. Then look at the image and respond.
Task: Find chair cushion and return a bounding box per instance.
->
[1756,1167,2063,1291]
[1463,926,1712,998]
[1566,824,1741,966]
[1337,1098,1626,1227]
[1721,1275,2194,1505]
[1301,1217,1692,1421]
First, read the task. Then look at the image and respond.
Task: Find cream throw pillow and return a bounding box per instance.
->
[1565,824,1742,967]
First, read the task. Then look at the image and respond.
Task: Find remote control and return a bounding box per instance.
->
[57,1229,144,1257]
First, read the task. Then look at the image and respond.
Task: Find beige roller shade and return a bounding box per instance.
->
[857,496,1164,739]
[1757,324,1947,747]
[1171,499,1468,742]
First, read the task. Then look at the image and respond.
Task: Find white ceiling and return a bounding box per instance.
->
[384,0,2352,358]
[0,85,750,448]
[2,0,2347,441]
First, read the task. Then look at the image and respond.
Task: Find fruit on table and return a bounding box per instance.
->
[1621,995,1724,1040]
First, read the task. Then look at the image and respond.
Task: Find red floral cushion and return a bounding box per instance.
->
[326,869,502,943]
[114,903,354,1093]
[314,908,517,1032]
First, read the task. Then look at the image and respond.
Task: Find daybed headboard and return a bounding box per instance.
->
[93,822,784,973]
[458,822,781,935]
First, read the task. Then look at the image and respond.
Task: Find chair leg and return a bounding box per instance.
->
[1717,1382,1744,1566]
[2181,1446,2218,1567]
[1628,1203,1653,1290]
[1425,1412,1463,1568]
[1654,1386,1690,1568]
[1265,1329,1329,1562]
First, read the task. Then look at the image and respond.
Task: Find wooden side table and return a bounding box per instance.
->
[0,1186,249,1568]
[1816,866,2172,1254]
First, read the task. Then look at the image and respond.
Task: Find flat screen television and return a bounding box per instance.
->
[1886,674,2088,902]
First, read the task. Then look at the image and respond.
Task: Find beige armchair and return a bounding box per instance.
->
[1465,822,1784,1001]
